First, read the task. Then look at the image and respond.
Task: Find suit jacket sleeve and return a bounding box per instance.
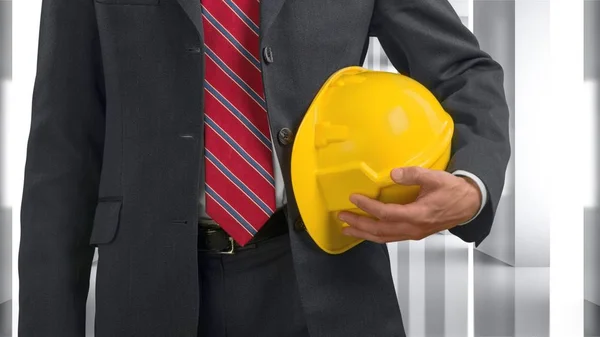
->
[369,0,511,247]
[19,0,105,335]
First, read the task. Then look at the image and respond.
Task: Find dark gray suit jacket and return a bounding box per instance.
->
[19,0,510,336]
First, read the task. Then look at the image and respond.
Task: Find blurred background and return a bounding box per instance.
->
[0,0,11,335]
[584,1,600,335]
[4,0,597,336]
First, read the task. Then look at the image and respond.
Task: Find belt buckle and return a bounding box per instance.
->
[218,236,236,255]
[198,228,236,255]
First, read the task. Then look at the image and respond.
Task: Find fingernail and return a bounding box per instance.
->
[342,228,351,236]
[338,212,348,222]
[349,194,359,204]
[391,168,403,181]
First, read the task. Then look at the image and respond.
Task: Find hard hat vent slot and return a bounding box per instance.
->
[314,122,349,148]
[315,162,392,211]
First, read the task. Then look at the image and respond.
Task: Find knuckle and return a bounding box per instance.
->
[352,218,365,230]
[429,174,440,185]
[409,170,420,181]
[408,166,420,174]
[370,226,382,237]
[418,208,437,226]
[378,208,392,221]
[353,198,364,209]
[421,215,435,226]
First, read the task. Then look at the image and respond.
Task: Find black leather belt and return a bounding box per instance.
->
[197,208,288,254]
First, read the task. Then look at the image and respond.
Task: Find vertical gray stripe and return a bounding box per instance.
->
[0,1,11,79]
[424,234,446,337]
[444,235,469,337]
[408,240,425,337]
[474,250,515,337]
[379,44,389,71]
[393,241,411,334]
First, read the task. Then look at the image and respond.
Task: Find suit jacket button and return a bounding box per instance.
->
[262,46,274,64]
[277,128,294,146]
[294,217,306,231]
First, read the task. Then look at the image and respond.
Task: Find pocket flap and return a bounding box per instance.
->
[89,200,122,245]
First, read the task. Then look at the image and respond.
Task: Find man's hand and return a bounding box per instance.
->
[338,166,482,243]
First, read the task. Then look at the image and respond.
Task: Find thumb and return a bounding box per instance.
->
[391,167,432,186]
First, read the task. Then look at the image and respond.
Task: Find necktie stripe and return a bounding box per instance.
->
[231,0,260,23]
[206,138,275,203]
[205,131,276,203]
[206,151,275,213]
[206,166,273,223]
[204,74,269,139]
[203,43,264,98]
[202,19,261,73]
[205,197,255,246]
[207,155,273,214]
[224,0,259,35]
[205,117,275,185]
[205,48,266,109]
[204,81,270,144]
[205,123,274,188]
[206,185,257,235]
[204,69,268,134]
[202,0,259,52]
[204,93,272,154]
[204,20,262,76]
[204,125,275,193]
[202,8,261,68]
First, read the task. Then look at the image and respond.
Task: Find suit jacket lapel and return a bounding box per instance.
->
[175,0,204,41]
[260,0,287,41]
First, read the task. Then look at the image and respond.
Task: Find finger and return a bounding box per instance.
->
[338,211,397,238]
[349,193,432,223]
[339,211,430,242]
[341,226,405,243]
[349,194,401,221]
[397,198,436,224]
[342,225,416,243]
[391,167,442,187]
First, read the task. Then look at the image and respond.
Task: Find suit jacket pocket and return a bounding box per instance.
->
[89,199,123,245]
[95,0,160,5]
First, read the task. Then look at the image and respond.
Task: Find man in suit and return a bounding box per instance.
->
[18,0,510,336]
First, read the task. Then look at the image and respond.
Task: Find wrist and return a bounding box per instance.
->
[459,176,482,221]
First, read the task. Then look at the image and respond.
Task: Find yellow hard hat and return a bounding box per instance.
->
[291,66,454,254]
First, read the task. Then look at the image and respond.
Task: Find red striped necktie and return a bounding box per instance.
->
[201,0,276,246]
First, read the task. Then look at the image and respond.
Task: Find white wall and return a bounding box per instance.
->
[448,0,471,26]
[514,0,552,267]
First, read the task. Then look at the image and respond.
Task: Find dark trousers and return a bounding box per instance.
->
[197,232,310,337]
